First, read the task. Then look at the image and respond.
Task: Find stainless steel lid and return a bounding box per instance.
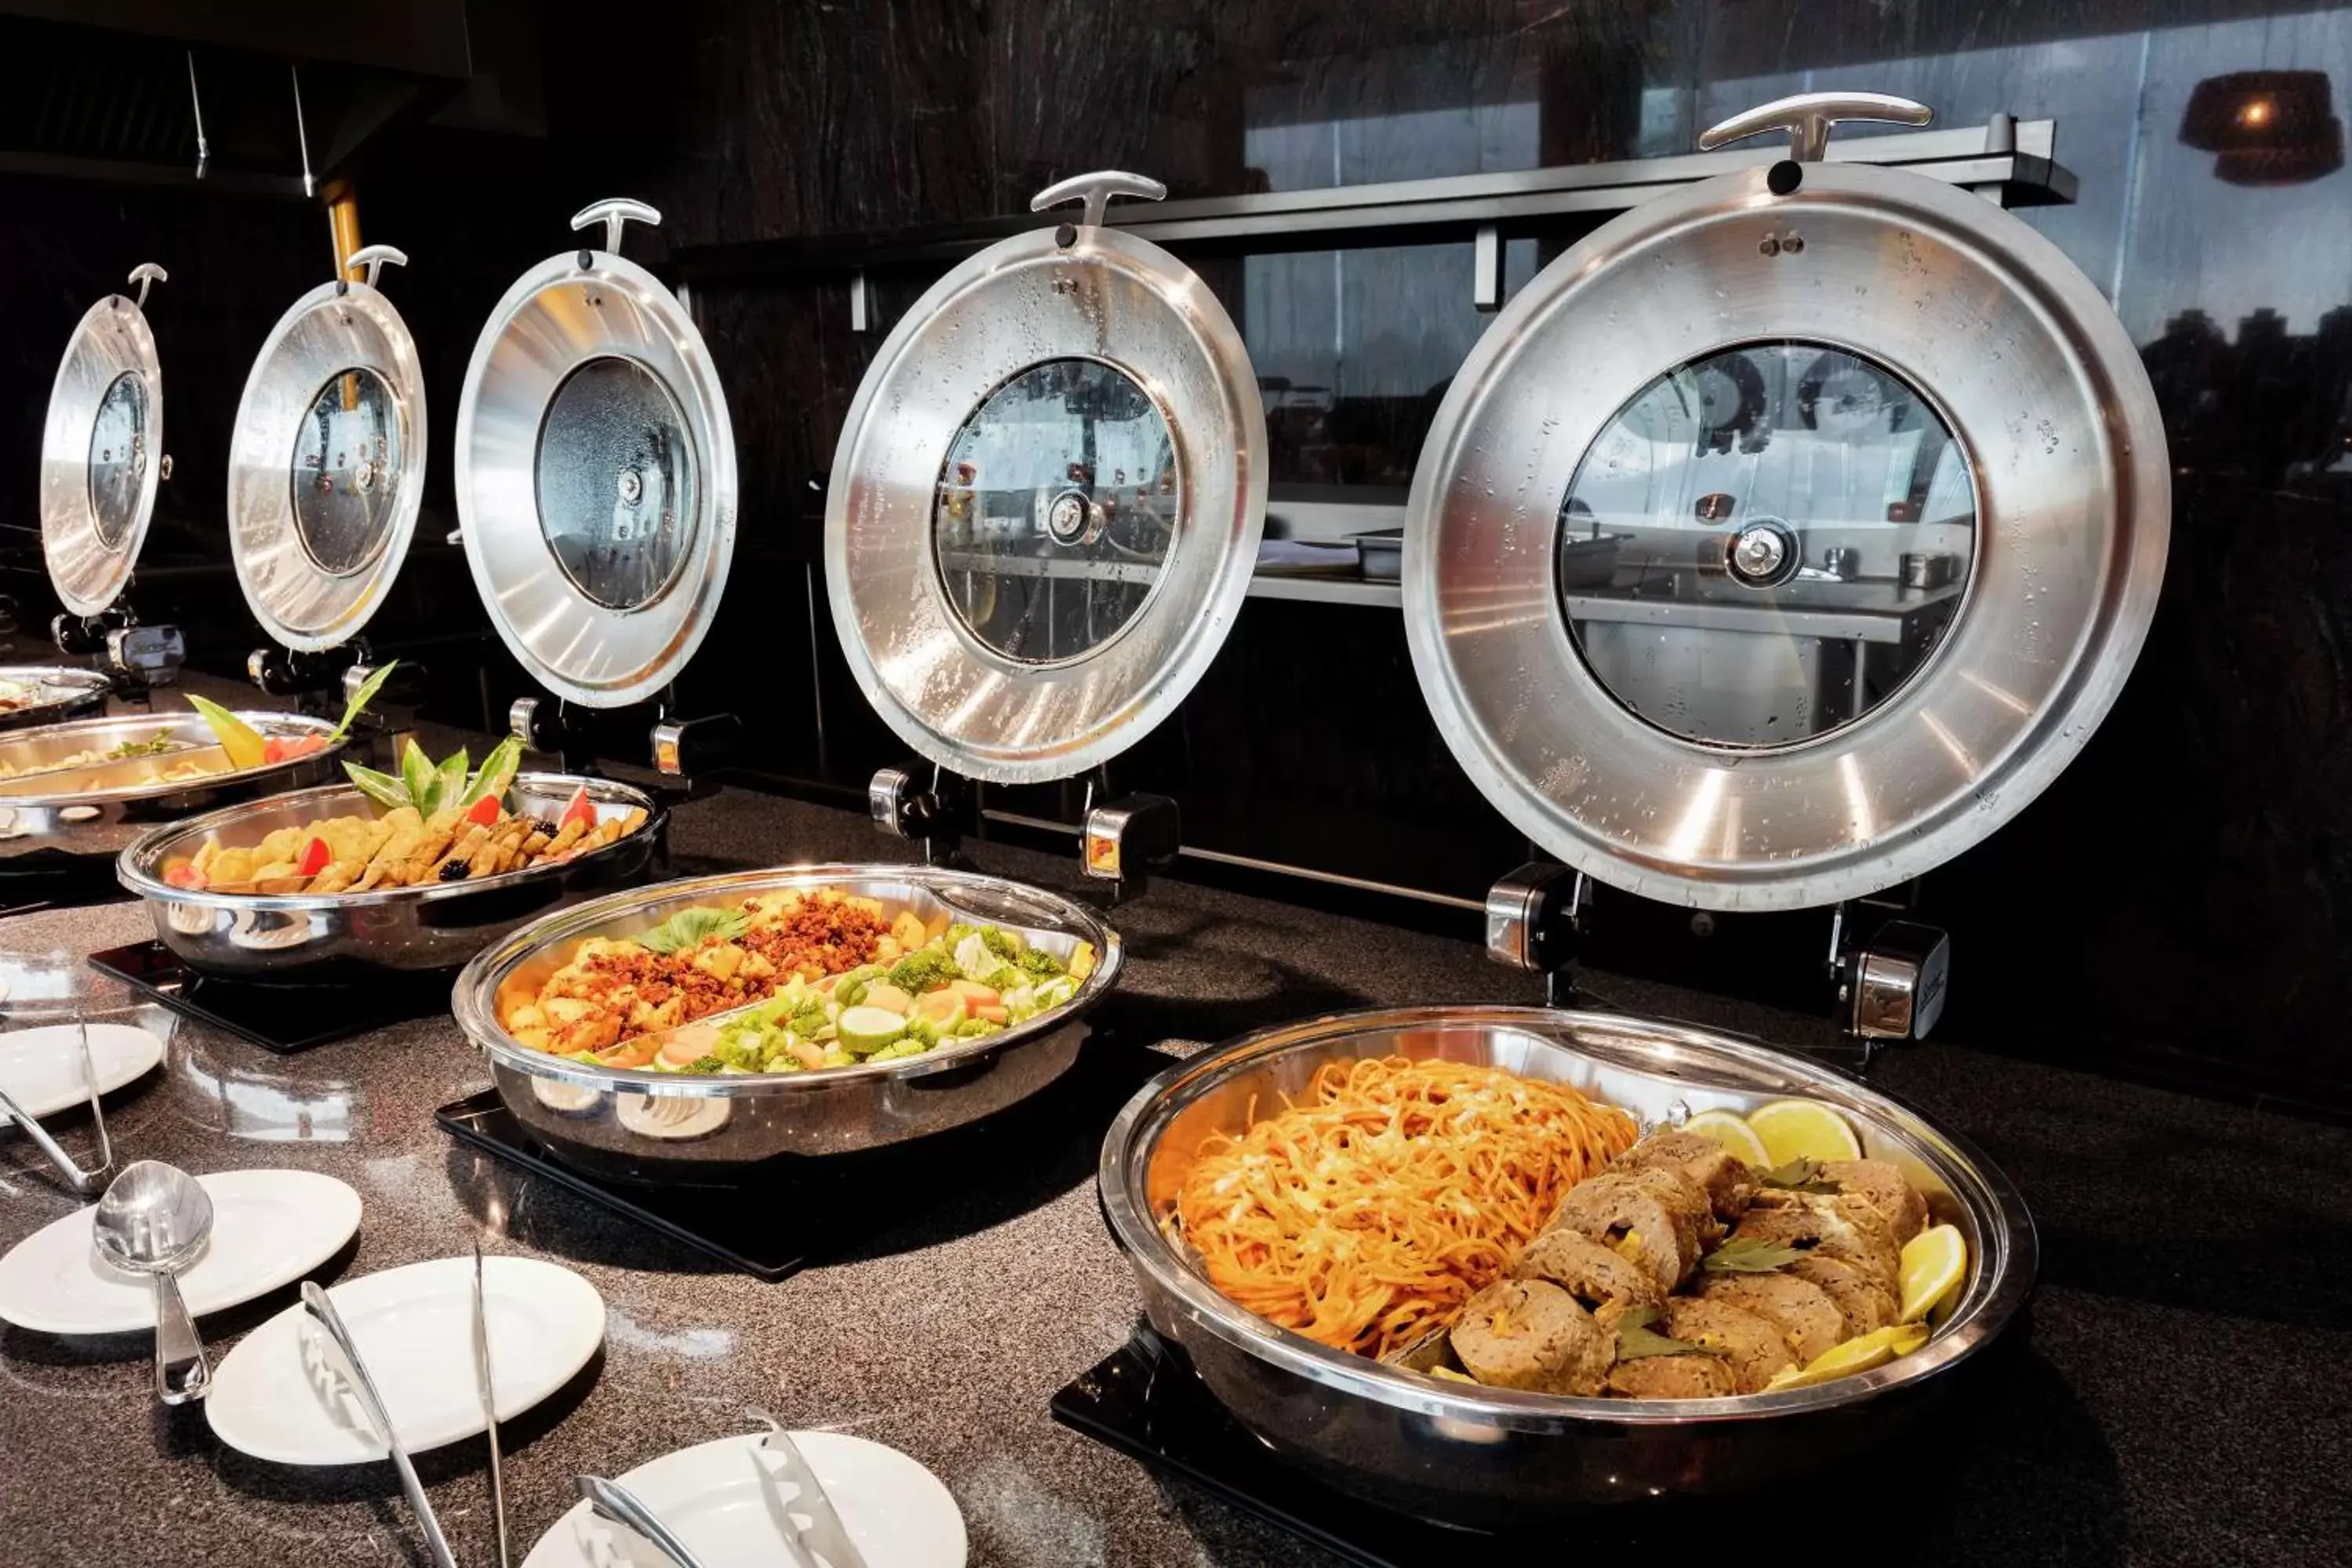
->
[454,201,738,708]
[228,245,426,652]
[41,264,169,618]
[1405,94,2169,911]
[826,172,1267,783]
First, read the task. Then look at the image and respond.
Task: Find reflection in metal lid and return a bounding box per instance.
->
[230,248,426,651]
[826,172,1265,784]
[42,266,169,619]
[1405,96,2169,912]
[456,201,737,709]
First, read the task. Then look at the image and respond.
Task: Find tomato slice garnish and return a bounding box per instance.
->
[297,836,332,877]
[464,793,503,829]
[559,783,596,830]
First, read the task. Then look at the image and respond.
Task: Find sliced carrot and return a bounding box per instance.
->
[971,1003,1009,1024]
[948,979,1000,1005]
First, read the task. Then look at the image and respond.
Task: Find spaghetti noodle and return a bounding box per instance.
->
[1172,1055,1638,1359]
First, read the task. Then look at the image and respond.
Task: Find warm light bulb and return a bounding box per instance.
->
[2241,98,2274,126]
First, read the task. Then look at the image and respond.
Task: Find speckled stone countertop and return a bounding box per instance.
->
[1,706,2347,1566]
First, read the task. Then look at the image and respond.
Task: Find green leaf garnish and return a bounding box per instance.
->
[398,739,436,811]
[106,731,178,759]
[329,661,397,743]
[430,746,470,815]
[1702,1236,1807,1273]
[637,906,751,955]
[458,735,524,810]
[343,761,412,811]
[1759,1156,1843,1194]
[1612,1305,1718,1360]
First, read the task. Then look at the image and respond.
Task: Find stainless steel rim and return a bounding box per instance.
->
[1403,159,2169,910]
[115,771,661,911]
[452,862,1125,1094]
[825,222,1266,783]
[0,711,341,807]
[1100,1004,2037,1429]
[228,279,426,651]
[0,667,113,728]
[455,243,738,708]
[41,293,162,618]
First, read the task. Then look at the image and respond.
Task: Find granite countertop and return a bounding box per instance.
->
[1,702,2347,1566]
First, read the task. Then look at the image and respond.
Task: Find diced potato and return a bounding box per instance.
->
[890,909,928,949]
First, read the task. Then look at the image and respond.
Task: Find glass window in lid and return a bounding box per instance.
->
[533,354,698,611]
[86,372,149,548]
[933,358,1179,663]
[1559,342,1976,750]
[290,366,405,576]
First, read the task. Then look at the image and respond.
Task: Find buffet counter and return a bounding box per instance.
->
[0,744,2343,1566]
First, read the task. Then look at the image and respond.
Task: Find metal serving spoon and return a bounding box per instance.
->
[92,1160,213,1403]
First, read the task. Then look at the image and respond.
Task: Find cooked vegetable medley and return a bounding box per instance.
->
[500,886,1094,1074]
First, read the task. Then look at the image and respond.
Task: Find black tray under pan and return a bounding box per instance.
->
[86,939,452,1052]
[1051,1324,2003,1564]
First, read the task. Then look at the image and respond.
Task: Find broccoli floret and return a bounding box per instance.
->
[956,1017,1004,1039]
[866,1037,931,1063]
[1016,946,1066,978]
[679,1054,725,1075]
[788,1001,829,1036]
[943,923,980,948]
[818,1047,856,1068]
[980,926,1025,960]
[710,1033,766,1072]
[886,947,960,995]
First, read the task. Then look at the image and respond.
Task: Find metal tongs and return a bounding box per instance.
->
[301,1281,460,1568]
[576,1473,712,1568]
[0,1024,114,1194]
[747,1406,869,1568]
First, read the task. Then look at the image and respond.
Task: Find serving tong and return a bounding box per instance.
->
[301,1280,460,1568]
[0,1023,115,1193]
[575,1408,870,1568]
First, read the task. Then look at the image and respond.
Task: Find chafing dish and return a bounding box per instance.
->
[451,865,1123,1181]
[116,773,664,978]
[0,666,111,733]
[1099,1006,2034,1521]
[0,710,345,869]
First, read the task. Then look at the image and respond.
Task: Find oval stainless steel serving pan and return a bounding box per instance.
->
[117,771,664,978]
[0,710,346,869]
[1099,1006,2034,1521]
[451,864,1124,1180]
[0,667,111,734]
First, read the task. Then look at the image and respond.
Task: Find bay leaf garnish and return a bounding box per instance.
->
[1613,1305,1719,1359]
[1702,1235,1806,1273]
[1759,1156,1844,1194]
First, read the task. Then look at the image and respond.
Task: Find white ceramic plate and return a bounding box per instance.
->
[523,1432,967,1568]
[0,1168,361,1334]
[206,1254,605,1465]
[0,1022,164,1120]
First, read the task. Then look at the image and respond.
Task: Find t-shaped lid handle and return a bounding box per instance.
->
[127,263,168,310]
[570,198,662,257]
[1030,170,1167,230]
[1699,92,1933,162]
[343,244,408,289]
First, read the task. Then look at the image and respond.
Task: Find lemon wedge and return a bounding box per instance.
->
[1747,1098,1862,1166]
[1765,1323,1932,1390]
[183,692,267,771]
[1682,1108,1770,1166]
[1900,1222,1969,1323]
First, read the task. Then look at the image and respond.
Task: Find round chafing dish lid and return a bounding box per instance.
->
[229,246,426,652]
[455,200,738,709]
[1404,94,2169,912]
[826,171,1267,784]
[41,265,170,618]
